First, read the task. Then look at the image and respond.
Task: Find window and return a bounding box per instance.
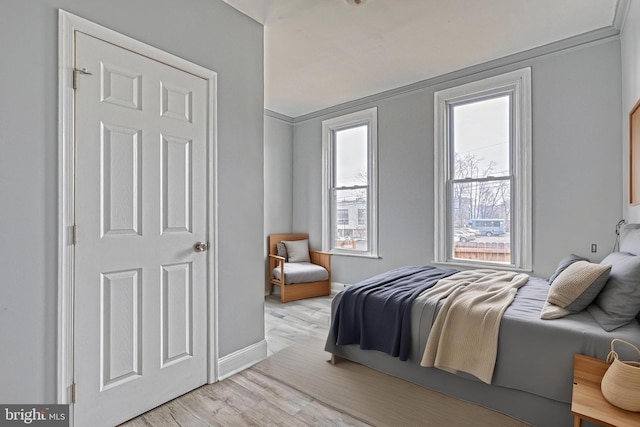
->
[434,68,531,270]
[322,107,378,257]
[337,209,349,225]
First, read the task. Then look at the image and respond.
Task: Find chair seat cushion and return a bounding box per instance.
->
[273,262,329,285]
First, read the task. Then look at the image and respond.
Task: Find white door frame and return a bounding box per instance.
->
[57,9,219,406]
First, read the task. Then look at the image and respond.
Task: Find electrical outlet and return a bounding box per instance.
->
[591,244,597,253]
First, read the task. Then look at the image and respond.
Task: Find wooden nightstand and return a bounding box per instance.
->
[572,354,640,427]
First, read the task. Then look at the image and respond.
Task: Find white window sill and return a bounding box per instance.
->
[432,260,532,274]
[330,250,381,259]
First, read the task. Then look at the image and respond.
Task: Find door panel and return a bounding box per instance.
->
[73,31,209,427]
[101,268,142,390]
[161,135,192,233]
[161,262,193,367]
[101,123,143,237]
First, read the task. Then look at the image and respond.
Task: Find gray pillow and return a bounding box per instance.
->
[620,223,640,255]
[587,252,640,331]
[276,242,288,261]
[619,225,640,325]
[282,239,311,263]
[541,261,610,320]
[548,254,588,284]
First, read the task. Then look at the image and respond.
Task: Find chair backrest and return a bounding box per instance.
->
[268,233,309,256]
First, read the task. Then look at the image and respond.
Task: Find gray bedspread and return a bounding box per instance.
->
[326,275,640,406]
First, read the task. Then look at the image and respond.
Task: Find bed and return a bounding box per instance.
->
[325,225,640,427]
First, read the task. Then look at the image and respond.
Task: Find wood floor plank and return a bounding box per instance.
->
[294,400,370,427]
[236,400,309,427]
[196,376,264,414]
[172,385,248,426]
[229,369,314,416]
[163,400,212,427]
[132,402,204,427]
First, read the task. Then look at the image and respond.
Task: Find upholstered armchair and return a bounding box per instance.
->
[268,233,332,303]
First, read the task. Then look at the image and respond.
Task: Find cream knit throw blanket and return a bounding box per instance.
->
[419,269,529,384]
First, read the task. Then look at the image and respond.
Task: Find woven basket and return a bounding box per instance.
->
[600,338,640,412]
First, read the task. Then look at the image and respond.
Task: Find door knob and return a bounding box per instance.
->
[194,242,208,252]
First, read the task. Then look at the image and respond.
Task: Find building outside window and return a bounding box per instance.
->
[322,107,378,256]
[434,68,531,270]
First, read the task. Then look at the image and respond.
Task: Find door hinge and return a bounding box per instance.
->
[71,382,77,403]
[72,224,78,245]
[73,67,92,90]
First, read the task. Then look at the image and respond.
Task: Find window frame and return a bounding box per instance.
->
[322,107,378,258]
[433,68,532,270]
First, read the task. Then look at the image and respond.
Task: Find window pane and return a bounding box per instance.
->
[335,125,367,187]
[451,180,510,263]
[452,96,510,179]
[334,188,368,251]
[337,209,349,225]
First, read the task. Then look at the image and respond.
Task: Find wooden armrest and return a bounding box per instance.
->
[309,249,332,256]
[268,254,285,284]
[309,250,331,272]
[268,254,285,269]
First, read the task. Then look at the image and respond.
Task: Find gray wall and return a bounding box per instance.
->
[264,114,294,292]
[292,39,622,285]
[0,0,264,403]
[264,115,294,237]
[622,1,640,222]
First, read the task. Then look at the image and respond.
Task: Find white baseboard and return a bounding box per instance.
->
[217,339,268,381]
[332,282,349,292]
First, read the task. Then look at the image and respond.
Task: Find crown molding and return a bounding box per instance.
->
[614,0,631,31]
[264,108,294,123]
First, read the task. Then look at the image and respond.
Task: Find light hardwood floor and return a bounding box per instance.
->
[264,294,333,356]
[121,293,368,427]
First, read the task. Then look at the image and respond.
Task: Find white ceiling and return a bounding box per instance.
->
[223,0,622,118]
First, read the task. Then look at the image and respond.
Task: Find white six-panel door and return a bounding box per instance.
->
[73,31,209,426]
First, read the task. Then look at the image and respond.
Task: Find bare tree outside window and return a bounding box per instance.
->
[450,95,511,263]
[452,154,511,227]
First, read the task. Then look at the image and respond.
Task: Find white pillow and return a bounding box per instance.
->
[540,260,610,320]
[547,261,611,310]
[282,239,311,263]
